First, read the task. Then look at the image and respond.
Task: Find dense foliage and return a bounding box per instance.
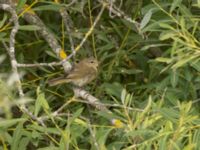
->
[1,0,200,149]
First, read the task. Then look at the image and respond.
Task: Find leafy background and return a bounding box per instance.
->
[1,0,200,149]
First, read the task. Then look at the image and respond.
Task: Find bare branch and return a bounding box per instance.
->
[17,62,62,68]
[0,4,46,127]
[0,4,23,97]
[74,3,106,52]
[73,87,108,111]
[97,0,144,38]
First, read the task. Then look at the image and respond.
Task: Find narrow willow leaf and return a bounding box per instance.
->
[19,25,40,31]
[0,118,26,128]
[172,56,197,69]
[170,70,178,88]
[33,4,63,11]
[171,40,178,57]
[11,123,24,150]
[159,23,176,30]
[121,89,126,104]
[125,129,158,138]
[16,0,27,11]
[35,87,50,116]
[155,57,172,64]
[180,16,185,31]
[140,9,153,30]
[159,31,176,40]
[0,13,7,28]
[29,125,60,135]
[18,137,30,150]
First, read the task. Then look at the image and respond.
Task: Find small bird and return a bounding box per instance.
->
[48,57,99,87]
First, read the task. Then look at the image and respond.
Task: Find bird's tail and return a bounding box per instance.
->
[48,76,69,86]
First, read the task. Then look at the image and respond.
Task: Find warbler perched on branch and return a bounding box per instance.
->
[48,57,99,87]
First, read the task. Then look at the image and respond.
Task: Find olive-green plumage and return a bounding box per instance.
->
[48,57,98,87]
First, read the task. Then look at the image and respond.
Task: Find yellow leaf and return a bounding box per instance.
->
[59,49,67,59]
[111,119,124,128]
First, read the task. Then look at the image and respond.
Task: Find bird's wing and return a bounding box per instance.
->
[66,65,92,80]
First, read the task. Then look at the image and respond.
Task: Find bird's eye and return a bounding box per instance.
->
[89,59,95,63]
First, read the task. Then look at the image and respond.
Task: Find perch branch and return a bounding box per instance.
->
[73,87,108,111]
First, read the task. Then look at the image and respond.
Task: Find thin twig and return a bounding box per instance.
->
[74,3,106,52]
[97,0,144,38]
[17,62,62,68]
[1,4,22,97]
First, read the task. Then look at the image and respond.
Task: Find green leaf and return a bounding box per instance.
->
[140,9,153,30]
[121,88,126,104]
[170,70,179,88]
[34,87,50,116]
[96,128,113,146]
[159,108,179,123]
[115,68,143,75]
[68,108,84,124]
[125,129,158,138]
[109,21,123,39]
[11,122,24,150]
[172,55,197,69]
[16,0,27,11]
[159,31,176,40]
[180,16,185,31]
[18,138,32,150]
[33,4,63,11]
[120,88,133,106]
[0,118,26,129]
[155,57,172,64]
[29,124,60,135]
[159,23,175,30]
[19,25,40,31]
[0,13,8,28]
